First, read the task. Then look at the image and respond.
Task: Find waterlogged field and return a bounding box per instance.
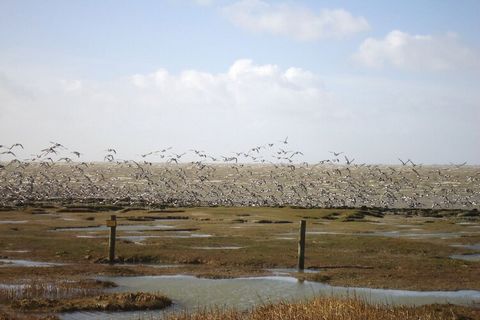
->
[0,203,479,319]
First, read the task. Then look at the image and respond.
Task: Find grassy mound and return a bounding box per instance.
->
[11,292,171,313]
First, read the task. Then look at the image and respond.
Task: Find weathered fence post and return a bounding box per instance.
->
[298,219,306,271]
[106,215,117,264]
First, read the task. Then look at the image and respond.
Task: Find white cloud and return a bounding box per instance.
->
[60,79,83,93]
[222,0,370,41]
[192,0,214,6]
[0,60,340,161]
[353,30,480,71]
[1,60,479,164]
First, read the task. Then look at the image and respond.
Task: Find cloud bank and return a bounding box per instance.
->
[0,60,339,161]
[353,30,480,71]
[1,59,478,164]
[222,0,370,41]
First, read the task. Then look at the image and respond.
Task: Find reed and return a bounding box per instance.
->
[0,280,101,303]
[165,297,479,320]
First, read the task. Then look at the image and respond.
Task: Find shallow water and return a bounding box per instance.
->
[60,275,480,320]
[55,224,174,232]
[450,243,480,250]
[163,233,212,238]
[191,246,243,250]
[76,234,165,244]
[266,268,320,276]
[0,259,63,267]
[450,254,480,262]
[0,220,28,224]
[304,230,475,239]
[77,233,212,242]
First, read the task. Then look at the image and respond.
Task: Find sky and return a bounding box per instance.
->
[0,0,479,164]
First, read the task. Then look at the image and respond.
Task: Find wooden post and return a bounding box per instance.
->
[107,215,117,264]
[298,219,306,271]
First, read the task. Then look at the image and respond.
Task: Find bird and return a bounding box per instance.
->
[0,150,16,157]
[344,156,355,165]
[49,141,67,149]
[329,151,344,157]
[9,143,24,150]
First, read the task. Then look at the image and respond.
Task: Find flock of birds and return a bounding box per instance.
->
[0,140,479,209]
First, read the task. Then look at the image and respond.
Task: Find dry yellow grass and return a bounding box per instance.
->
[166,297,480,320]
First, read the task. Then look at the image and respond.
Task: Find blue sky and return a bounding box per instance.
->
[0,0,479,164]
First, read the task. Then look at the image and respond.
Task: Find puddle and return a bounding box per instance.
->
[55,224,175,232]
[191,246,243,250]
[60,275,480,320]
[450,243,480,251]
[119,235,162,244]
[0,259,64,267]
[0,220,28,224]
[307,231,349,235]
[3,250,30,253]
[305,230,470,239]
[76,233,212,240]
[450,254,480,262]
[105,263,185,269]
[77,235,165,244]
[266,268,320,276]
[163,233,212,238]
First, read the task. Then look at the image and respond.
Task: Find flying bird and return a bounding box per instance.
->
[344,156,355,165]
[9,143,24,150]
[0,151,16,157]
[329,151,344,157]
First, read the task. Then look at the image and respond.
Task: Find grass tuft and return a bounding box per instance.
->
[165,297,479,320]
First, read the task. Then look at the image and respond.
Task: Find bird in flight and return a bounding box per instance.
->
[344,155,355,165]
[0,151,16,157]
[329,151,343,157]
[9,143,24,150]
[49,141,67,149]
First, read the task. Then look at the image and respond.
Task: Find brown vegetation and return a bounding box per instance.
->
[11,292,171,313]
[166,297,480,320]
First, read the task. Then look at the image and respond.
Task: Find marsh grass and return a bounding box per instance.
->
[10,292,172,312]
[0,280,171,313]
[0,280,100,303]
[0,205,478,290]
[166,297,479,320]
